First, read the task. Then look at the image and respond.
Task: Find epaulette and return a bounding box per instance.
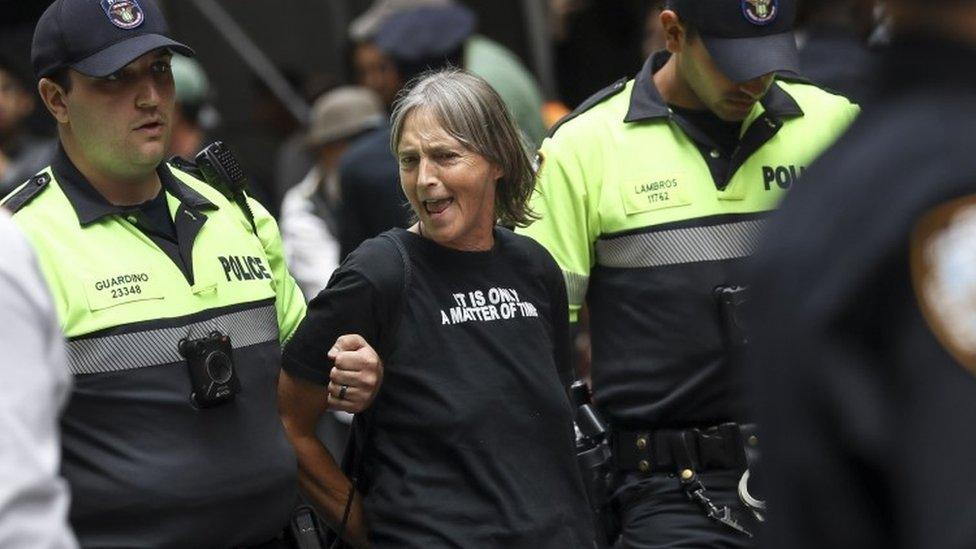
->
[775,72,814,86]
[548,76,629,138]
[2,173,51,214]
[775,72,852,101]
[167,155,204,180]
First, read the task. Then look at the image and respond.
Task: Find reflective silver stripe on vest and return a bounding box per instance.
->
[67,304,279,375]
[595,219,766,268]
[563,270,589,307]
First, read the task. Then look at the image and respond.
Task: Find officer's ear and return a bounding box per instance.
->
[660,10,687,54]
[37,76,71,125]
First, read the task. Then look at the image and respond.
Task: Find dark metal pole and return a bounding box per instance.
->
[327,0,352,65]
[520,0,557,100]
[187,0,311,123]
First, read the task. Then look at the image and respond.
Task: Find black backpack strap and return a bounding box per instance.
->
[345,231,410,486]
[330,230,411,548]
[376,231,411,356]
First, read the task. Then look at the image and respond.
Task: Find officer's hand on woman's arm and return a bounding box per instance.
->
[327,334,383,413]
[278,370,370,548]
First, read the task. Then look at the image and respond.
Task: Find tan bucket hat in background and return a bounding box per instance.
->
[305,86,385,147]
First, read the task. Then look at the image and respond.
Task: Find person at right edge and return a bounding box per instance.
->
[517,0,858,547]
[749,1,976,548]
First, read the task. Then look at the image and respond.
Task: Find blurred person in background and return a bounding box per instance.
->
[337,2,463,261]
[0,52,55,196]
[347,0,450,109]
[0,211,76,549]
[168,54,220,160]
[795,0,879,105]
[750,0,976,547]
[252,68,305,216]
[281,86,384,302]
[350,0,547,147]
[252,68,332,216]
[519,0,859,546]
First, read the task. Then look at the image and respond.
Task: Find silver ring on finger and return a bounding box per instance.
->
[338,384,349,400]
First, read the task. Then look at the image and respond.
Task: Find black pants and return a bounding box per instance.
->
[610,469,757,549]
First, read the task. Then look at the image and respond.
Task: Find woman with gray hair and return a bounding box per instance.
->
[278,69,595,547]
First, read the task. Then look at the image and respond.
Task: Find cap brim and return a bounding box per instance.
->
[72,34,194,78]
[701,31,799,83]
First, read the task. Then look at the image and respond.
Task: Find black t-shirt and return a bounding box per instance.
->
[283,227,594,548]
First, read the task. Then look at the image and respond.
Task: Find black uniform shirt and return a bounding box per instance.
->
[668,104,743,187]
[131,187,177,242]
[749,34,976,549]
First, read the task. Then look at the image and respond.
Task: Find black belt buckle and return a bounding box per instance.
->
[697,423,746,470]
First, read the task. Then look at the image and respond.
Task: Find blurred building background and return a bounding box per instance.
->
[0,0,879,213]
[0,0,654,214]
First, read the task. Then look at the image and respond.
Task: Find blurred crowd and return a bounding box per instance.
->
[1,0,881,210]
[1,0,884,371]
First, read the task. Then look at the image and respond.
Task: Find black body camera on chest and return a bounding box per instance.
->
[178,331,241,408]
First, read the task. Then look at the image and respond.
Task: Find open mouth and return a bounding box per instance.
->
[424,198,453,215]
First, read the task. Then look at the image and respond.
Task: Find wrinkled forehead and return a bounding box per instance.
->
[398,106,461,147]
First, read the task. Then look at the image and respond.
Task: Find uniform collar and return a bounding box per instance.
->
[624,50,804,124]
[51,145,217,226]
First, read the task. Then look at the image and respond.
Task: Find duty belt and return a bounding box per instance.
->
[611,422,757,475]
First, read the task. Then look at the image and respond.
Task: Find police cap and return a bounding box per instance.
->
[374,5,474,66]
[32,0,194,80]
[667,0,799,82]
[349,0,454,42]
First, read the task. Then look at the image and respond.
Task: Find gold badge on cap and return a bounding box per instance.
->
[911,195,976,373]
[101,0,145,30]
[742,0,778,25]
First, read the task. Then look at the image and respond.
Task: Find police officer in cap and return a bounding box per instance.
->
[4,0,379,546]
[749,1,976,547]
[518,0,858,546]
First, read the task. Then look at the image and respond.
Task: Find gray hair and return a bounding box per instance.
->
[389,68,538,228]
